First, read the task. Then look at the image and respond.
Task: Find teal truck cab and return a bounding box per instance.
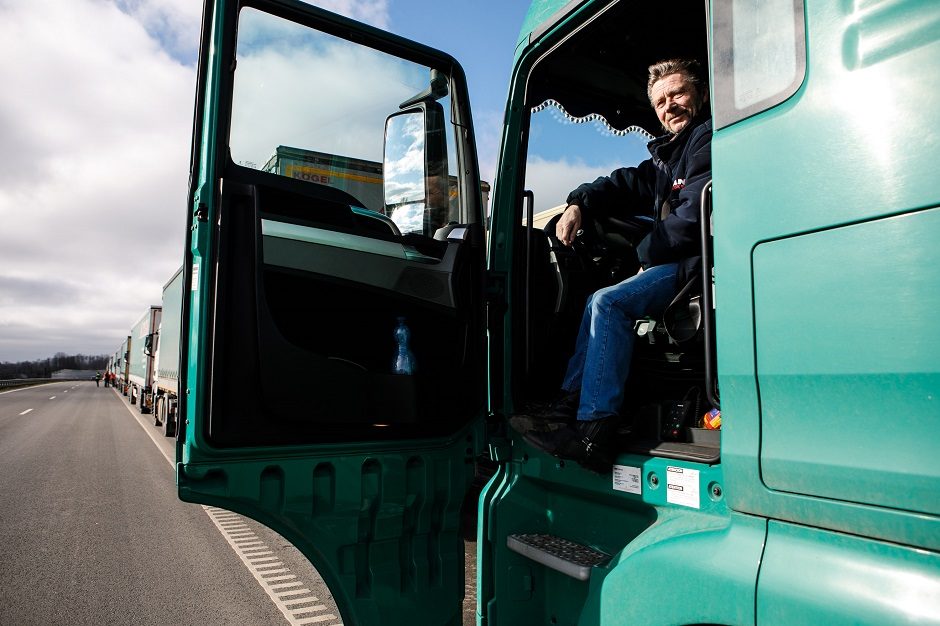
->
[177,0,940,624]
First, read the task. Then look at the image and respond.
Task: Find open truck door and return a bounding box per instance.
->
[179,2,487,624]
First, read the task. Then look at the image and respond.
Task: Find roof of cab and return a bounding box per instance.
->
[515,0,583,55]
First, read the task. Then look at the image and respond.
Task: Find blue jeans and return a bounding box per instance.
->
[562,263,679,421]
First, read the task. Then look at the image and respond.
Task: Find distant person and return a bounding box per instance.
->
[522,58,712,469]
[95,372,102,387]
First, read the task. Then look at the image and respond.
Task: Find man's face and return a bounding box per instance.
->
[650,72,706,134]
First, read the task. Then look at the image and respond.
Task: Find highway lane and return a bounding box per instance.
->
[0,381,343,625]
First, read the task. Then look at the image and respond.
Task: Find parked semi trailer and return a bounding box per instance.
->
[151,268,183,437]
[263,144,489,234]
[169,1,939,625]
[127,306,161,413]
[109,336,130,394]
[263,146,384,214]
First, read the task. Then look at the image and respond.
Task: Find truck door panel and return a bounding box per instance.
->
[757,521,940,625]
[181,3,486,623]
[209,171,482,446]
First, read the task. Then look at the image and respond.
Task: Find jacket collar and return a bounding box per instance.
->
[647,112,712,164]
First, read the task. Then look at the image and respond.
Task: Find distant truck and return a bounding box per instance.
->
[263,146,384,213]
[127,306,161,413]
[109,336,131,394]
[263,145,490,230]
[151,268,183,437]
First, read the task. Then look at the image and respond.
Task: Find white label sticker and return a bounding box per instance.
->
[666,466,700,509]
[191,263,199,292]
[612,465,642,495]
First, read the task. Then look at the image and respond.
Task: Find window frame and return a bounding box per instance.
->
[712,0,807,129]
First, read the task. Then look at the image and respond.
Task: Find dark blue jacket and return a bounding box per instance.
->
[566,115,712,287]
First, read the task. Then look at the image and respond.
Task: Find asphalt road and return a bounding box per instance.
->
[0,381,344,626]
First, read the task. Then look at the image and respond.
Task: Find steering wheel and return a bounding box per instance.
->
[544,212,651,284]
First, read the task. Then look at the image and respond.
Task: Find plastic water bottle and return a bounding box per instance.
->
[392,317,415,375]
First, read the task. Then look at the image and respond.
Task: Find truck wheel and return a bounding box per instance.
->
[162,402,176,438]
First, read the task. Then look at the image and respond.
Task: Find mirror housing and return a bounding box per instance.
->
[383,99,449,235]
[143,332,156,357]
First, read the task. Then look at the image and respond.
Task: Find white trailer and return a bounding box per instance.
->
[128,306,161,413]
[152,268,183,437]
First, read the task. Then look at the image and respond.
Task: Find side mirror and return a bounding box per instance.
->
[383,100,449,235]
[143,333,156,357]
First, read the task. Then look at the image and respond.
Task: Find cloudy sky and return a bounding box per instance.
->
[0,0,646,363]
[0,0,513,362]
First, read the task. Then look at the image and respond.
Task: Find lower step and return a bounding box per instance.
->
[507,533,610,581]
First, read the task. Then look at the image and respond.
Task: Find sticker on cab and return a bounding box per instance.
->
[666,466,700,509]
[612,465,642,495]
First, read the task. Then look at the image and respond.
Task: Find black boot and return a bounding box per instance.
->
[509,390,579,434]
[522,415,620,471]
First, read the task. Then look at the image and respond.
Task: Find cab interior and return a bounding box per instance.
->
[511,0,718,462]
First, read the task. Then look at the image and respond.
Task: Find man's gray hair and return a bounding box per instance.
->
[647,58,707,103]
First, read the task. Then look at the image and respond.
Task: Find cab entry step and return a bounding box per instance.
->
[507,533,610,581]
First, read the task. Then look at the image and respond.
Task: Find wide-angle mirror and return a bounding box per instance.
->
[384,100,449,235]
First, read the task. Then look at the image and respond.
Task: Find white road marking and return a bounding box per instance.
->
[0,382,55,395]
[19,409,33,415]
[287,600,324,610]
[115,390,343,626]
[271,581,304,590]
[278,588,312,597]
[48,396,56,400]
[205,506,342,626]
[296,615,336,624]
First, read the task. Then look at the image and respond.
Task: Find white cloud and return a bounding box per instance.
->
[312,0,390,29]
[230,9,430,167]
[0,0,397,363]
[0,0,195,361]
[473,109,503,198]
[231,46,418,167]
[523,156,625,216]
[116,0,202,63]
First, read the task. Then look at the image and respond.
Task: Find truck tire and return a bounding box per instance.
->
[162,400,176,438]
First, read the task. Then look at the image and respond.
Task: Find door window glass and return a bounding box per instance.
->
[230,8,461,237]
[713,0,806,128]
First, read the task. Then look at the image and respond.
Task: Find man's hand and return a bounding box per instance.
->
[556,204,582,246]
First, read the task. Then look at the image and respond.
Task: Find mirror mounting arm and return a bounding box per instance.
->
[399,69,449,109]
